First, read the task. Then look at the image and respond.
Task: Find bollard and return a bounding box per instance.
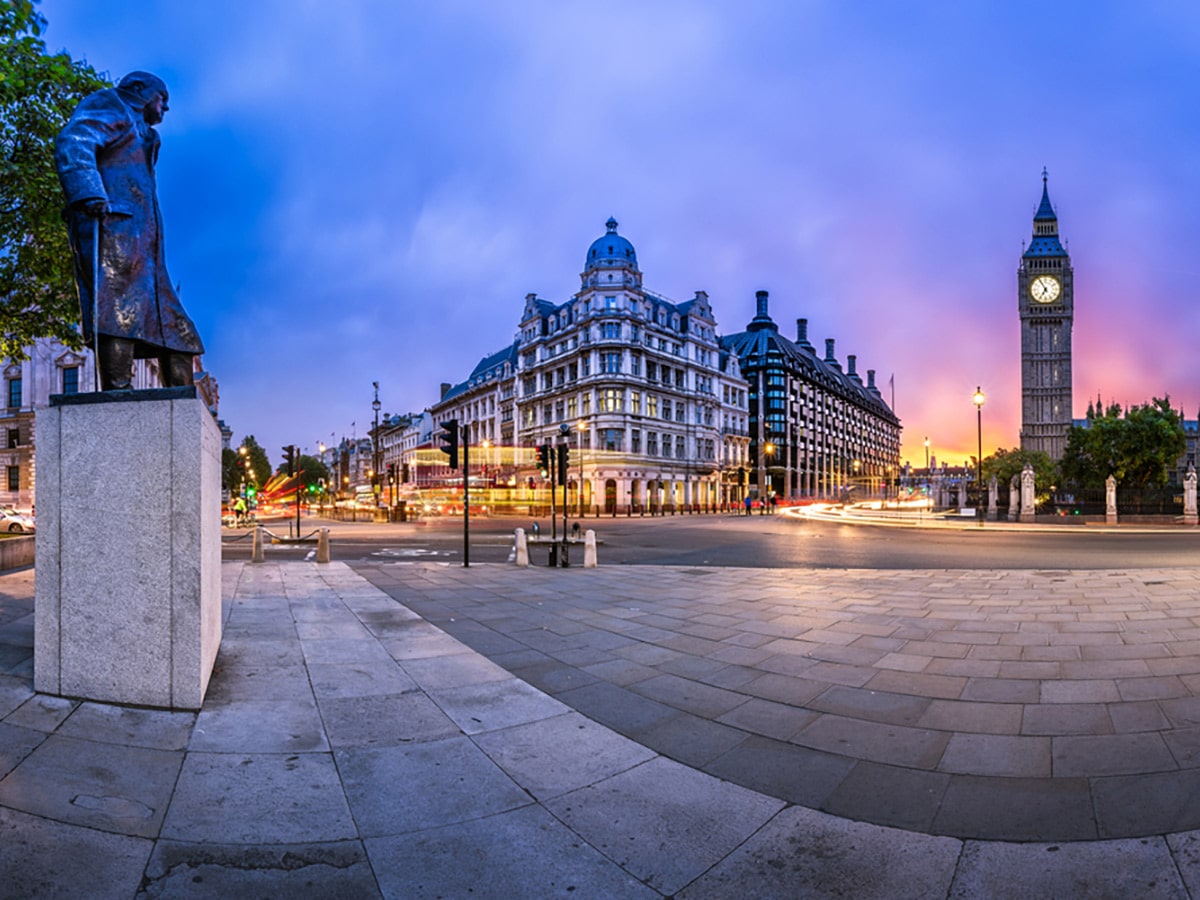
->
[317,527,330,563]
[584,529,597,568]
[514,528,529,566]
[251,525,265,563]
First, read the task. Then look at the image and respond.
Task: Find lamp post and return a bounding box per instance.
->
[924,436,930,470]
[972,386,985,517]
[762,442,775,515]
[371,381,381,507]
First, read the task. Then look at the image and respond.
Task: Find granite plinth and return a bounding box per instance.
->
[33,390,223,710]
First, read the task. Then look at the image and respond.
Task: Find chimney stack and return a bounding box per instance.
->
[440,382,451,399]
[756,290,769,318]
[824,339,837,364]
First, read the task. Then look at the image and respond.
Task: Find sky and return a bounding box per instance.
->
[34,0,1200,470]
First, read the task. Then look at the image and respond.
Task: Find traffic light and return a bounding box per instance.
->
[387,463,396,485]
[281,445,296,477]
[440,419,460,469]
[536,443,552,474]
[557,444,569,486]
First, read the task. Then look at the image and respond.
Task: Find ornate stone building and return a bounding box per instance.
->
[431,219,752,513]
[1019,171,1074,460]
[722,292,901,499]
[1,338,219,512]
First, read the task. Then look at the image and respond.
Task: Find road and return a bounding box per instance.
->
[221,510,1200,569]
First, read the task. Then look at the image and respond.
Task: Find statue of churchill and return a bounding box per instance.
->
[55,71,203,391]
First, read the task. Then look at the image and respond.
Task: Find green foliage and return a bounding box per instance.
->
[0,0,110,358]
[293,453,329,488]
[226,435,271,491]
[1061,397,1186,489]
[980,447,1058,493]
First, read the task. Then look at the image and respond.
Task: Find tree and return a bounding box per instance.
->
[1060,397,1186,489]
[0,1,110,358]
[980,447,1058,506]
[293,454,329,490]
[225,435,270,493]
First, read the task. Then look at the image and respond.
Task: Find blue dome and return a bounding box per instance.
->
[585,217,638,271]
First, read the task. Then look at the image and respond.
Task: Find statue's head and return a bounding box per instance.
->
[117,71,169,125]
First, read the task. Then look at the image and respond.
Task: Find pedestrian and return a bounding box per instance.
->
[743,495,752,516]
[233,496,246,526]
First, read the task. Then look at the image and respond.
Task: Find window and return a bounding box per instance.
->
[543,404,553,424]
[601,322,621,340]
[676,436,686,458]
[7,429,17,449]
[601,352,621,374]
[631,391,641,415]
[631,429,641,453]
[630,354,641,376]
[602,428,622,451]
[647,362,658,382]
[6,466,17,492]
[582,393,591,416]
[61,366,79,395]
[647,432,658,456]
[567,397,577,418]
[605,296,617,311]
[582,356,591,376]
[647,395,658,418]
[7,378,21,409]
[600,388,622,412]
[662,399,672,420]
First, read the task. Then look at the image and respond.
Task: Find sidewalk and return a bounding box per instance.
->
[0,561,1197,897]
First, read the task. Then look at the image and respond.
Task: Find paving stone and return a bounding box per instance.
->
[823,760,951,832]
[706,734,855,807]
[1054,732,1177,777]
[938,733,1052,777]
[917,698,1022,734]
[0,721,42,780]
[953,836,1188,898]
[933,775,1097,841]
[367,805,656,899]
[0,734,182,838]
[638,711,748,768]
[1022,702,1113,736]
[0,805,151,899]
[306,661,420,699]
[1095,769,1200,838]
[190,697,328,753]
[556,681,682,737]
[808,684,932,726]
[715,697,819,741]
[428,677,568,734]
[546,756,783,896]
[473,711,655,800]
[56,701,195,750]
[163,751,356,844]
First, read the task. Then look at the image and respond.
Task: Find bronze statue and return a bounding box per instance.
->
[55,71,203,390]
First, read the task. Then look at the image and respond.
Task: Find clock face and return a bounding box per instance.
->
[1029,275,1061,304]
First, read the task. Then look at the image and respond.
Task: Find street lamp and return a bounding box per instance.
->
[973,386,985,516]
[762,442,776,514]
[371,381,381,506]
[924,436,930,470]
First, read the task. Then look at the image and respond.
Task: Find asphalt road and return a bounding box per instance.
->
[221,511,1200,569]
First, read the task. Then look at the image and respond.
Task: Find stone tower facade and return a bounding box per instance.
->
[1018,171,1074,460]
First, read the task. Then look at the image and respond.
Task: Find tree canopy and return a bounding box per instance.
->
[0,0,109,358]
[980,447,1058,493]
[1060,397,1186,489]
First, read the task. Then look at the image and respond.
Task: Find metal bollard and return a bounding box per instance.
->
[514,528,529,566]
[317,527,330,564]
[251,525,265,563]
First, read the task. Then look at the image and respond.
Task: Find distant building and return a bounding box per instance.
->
[2,338,220,512]
[722,293,900,499]
[428,218,899,511]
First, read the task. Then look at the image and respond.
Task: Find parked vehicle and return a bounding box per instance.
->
[0,506,34,533]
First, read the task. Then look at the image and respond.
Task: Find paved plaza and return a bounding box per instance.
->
[2,559,1200,896]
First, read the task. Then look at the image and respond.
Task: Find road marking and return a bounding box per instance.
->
[372,548,453,558]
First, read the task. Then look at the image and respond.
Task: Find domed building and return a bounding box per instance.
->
[426,216,900,513]
[431,218,752,514]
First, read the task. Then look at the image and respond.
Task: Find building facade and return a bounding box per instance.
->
[431,218,752,513]
[1019,171,1074,460]
[428,218,901,511]
[722,292,901,500]
[2,338,219,512]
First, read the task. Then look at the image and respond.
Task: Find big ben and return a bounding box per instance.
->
[1019,170,1073,460]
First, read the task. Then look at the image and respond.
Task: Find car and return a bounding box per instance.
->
[0,506,34,533]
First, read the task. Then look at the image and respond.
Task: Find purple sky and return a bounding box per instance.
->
[37,1,1200,468]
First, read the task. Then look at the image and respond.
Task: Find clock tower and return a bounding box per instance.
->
[1018,170,1073,460]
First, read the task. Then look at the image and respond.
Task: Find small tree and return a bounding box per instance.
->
[1061,396,1185,490]
[0,1,110,357]
[981,447,1058,505]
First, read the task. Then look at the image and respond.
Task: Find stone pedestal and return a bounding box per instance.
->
[34,388,223,710]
